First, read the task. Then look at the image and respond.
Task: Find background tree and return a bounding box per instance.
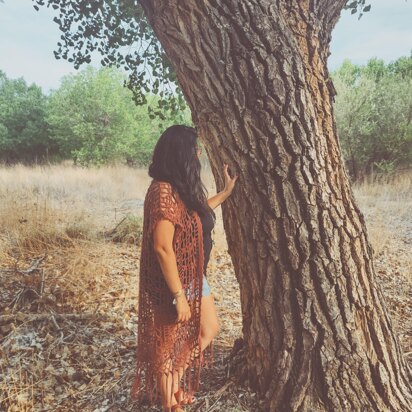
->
[47,65,192,166]
[0,63,192,166]
[33,0,412,410]
[47,65,138,166]
[332,56,412,180]
[0,70,54,163]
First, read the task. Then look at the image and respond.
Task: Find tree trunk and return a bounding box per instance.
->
[139,1,412,410]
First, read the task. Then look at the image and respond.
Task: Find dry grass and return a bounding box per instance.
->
[0,163,410,411]
[351,171,412,353]
[352,170,412,256]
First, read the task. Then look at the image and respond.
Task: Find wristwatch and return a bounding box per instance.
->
[172,288,184,305]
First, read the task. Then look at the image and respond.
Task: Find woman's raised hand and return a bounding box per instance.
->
[223,163,238,194]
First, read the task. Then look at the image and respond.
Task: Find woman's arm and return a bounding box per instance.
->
[153,218,191,322]
[207,189,232,210]
[153,219,182,295]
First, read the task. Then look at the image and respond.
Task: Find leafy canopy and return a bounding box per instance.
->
[31,0,371,117]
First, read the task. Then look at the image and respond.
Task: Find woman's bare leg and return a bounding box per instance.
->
[158,358,181,411]
[199,293,220,348]
[172,294,220,399]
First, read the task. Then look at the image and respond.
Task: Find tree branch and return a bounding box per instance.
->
[313,0,349,34]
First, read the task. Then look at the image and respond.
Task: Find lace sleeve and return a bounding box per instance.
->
[149,181,182,233]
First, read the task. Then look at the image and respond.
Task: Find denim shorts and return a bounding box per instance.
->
[202,274,211,297]
[184,274,211,300]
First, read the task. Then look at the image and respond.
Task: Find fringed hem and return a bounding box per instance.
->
[130,343,209,408]
[130,338,216,408]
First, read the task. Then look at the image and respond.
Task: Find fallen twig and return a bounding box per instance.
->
[193,379,235,411]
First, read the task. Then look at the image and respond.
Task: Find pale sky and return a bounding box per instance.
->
[1,0,411,94]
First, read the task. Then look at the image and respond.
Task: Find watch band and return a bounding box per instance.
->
[172,288,184,305]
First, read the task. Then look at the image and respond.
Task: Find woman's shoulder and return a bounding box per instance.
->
[148,179,183,206]
[150,179,178,196]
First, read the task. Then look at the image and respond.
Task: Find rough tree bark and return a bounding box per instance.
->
[139,1,412,410]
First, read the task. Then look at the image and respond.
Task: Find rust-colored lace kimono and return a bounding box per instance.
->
[130,179,214,407]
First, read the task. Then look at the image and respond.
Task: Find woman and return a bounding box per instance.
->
[130,125,238,411]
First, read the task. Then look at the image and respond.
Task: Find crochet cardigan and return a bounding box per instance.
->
[130,179,214,407]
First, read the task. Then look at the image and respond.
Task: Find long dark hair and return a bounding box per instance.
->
[148,125,216,220]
